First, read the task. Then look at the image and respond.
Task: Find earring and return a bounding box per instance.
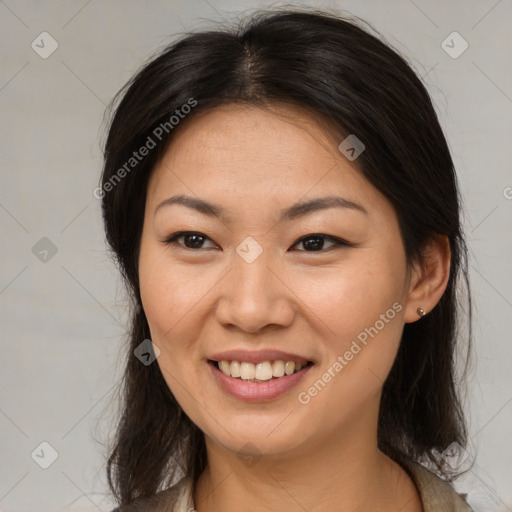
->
[417,307,426,317]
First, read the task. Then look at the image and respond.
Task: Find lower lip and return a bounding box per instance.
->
[208,361,313,403]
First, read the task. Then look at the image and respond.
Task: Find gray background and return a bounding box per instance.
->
[0,1,511,511]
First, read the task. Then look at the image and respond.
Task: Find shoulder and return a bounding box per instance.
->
[401,458,471,512]
[109,476,193,512]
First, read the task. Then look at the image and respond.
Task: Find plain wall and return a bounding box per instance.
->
[1,1,511,510]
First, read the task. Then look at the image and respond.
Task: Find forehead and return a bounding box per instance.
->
[146,103,389,220]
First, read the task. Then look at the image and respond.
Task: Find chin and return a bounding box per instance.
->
[202,416,312,459]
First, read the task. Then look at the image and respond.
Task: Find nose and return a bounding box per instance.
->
[214,250,296,334]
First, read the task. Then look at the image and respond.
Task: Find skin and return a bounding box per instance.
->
[138,103,451,512]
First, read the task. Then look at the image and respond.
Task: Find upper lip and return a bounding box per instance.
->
[208,349,313,364]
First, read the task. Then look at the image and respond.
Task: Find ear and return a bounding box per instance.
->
[404,235,451,323]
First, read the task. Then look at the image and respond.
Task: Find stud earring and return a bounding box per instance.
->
[417,307,426,317]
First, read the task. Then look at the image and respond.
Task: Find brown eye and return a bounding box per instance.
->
[164,231,217,250]
[292,234,347,252]
[183,233,206,248]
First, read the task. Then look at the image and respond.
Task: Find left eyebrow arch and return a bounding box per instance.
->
[279,195,368,221]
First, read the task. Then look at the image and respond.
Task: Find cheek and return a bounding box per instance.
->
[139,243,212,336]
[138,247,212,418]
[138,245,204,396]
[138,241,227,399]
[293,255,407,344]
[293,252,408,405]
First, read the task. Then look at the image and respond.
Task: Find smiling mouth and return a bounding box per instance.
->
[209,359,314,383]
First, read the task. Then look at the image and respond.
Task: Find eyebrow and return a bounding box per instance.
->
[155,194,367,222]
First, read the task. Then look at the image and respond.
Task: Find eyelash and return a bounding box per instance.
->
[163,231,351,253]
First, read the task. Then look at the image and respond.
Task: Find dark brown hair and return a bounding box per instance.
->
[100,8,471,507]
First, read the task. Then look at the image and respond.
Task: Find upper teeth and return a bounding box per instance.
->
[217,360,305,380]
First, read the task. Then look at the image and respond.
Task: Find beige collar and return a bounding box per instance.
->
[169,459,470,512]
[399,458,471,512]
[116,458,470,511]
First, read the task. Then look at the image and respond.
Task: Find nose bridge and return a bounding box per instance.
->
[215,240,294,332]
[234,246,273,297]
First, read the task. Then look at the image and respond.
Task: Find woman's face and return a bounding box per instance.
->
[139,104,416,459]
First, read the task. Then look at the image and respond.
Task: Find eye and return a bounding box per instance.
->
[163,231,349,252]
[163,231,218,250]
[291,233,348,252]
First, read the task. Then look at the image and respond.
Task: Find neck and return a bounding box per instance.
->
[193,412,421,512]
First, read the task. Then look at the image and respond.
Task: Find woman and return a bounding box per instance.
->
[101,9,472,512]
